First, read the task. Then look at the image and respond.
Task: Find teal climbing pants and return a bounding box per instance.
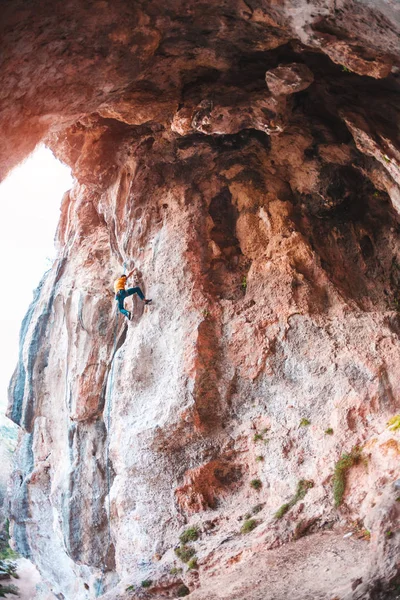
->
[115,287,145,319]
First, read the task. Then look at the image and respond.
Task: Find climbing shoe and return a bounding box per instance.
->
[144,299,152,305]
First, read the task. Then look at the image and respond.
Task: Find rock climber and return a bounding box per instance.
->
[114,269,152,320]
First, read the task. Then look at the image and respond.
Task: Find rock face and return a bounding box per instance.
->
[2,1,400,599]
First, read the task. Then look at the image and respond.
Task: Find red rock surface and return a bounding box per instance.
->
[1,1,400,599]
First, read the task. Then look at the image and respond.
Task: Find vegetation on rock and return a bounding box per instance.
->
[275,480,314,518]
[175,545,196,563]
[250,479,262,490]
[0,559,18,598]
[333,447,363,507]
[241,519,258,534]
[179,526,199,544]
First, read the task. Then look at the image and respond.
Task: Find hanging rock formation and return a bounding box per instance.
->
[2,1,400,599]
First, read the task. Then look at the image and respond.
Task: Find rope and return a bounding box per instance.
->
[95,308,120,597]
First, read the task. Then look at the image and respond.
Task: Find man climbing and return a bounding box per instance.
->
[114,269,152,320]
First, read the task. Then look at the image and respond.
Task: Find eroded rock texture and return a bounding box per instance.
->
[2,1,400,599]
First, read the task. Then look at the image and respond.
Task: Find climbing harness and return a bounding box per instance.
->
[95,308,120,597]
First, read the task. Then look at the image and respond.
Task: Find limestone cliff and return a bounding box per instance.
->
[2,1,400,599]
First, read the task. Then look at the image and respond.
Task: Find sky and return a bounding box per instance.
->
[0,146,73,413]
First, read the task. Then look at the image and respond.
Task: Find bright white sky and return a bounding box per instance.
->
[0,146,73,412]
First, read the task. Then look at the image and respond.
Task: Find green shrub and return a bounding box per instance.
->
[175,545,195,563]
[179,526,199,544]
[177,585,190,597]
[242,276,247,290]
[170,567,183,575]
[274,502,290,519]
[325,428,334,435]
[250,479,262,490]
[255,455,264,462]
[388,415,400,431]
[0,584,18,597]
[187,557,198,569]
[274,480,314,519]
[0,520,19,562]
[0,560,18,579]
[241,518,258,534]
[299,418,311,427]
[141,580,152,588]
[253,433,263,442]
[252,503,264,514]
[332,447,363,507]
[0,547,18,561]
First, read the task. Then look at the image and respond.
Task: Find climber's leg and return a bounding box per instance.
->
[125,286,145,301]
[116,291,131,319]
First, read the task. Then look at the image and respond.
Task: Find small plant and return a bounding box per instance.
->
[0,547,19,561]
[333,446,363,507]
[241,276,247,290]
[241,518,258,534]
[177,585,190,598]
[126,585,135,592]
[255,455,264,462]
[202,308,209,318]
[0,560,18,579]
[385,530,393,538]
[0,584,18,597]
[325,428,334,435]
[383,154,391,163]
[342,65,351,73]
[274,480,314,519]
[361,529,371,540]
[175,545,195,563]
[396,496,400,503]
[179,526,199,544]
[373,191,380,197]
[187,557,198,569]
[252,503,264,514]
[300,418,311,427]
[250,478,262,490]
[275,502,290,519]
[253,433,263,442]
[141,580,152,588]
[170,566,183,575]
[387,415,400,431]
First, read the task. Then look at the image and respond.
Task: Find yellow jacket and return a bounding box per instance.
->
[114,276,127,294]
